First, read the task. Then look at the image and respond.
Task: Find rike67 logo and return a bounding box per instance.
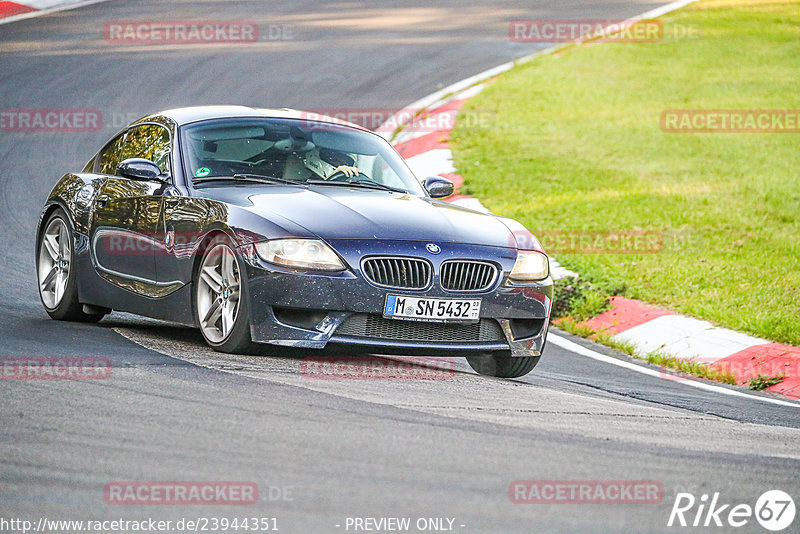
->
[668,490,795,531]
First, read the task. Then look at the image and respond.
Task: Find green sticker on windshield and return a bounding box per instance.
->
[195,167,211,178]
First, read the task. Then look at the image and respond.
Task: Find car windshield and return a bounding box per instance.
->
[181,117,424,195]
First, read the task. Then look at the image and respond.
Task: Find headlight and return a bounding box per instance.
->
[255,239,345,271]
[509,251,549,282]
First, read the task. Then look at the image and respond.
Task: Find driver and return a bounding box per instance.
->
[303,147,362,179]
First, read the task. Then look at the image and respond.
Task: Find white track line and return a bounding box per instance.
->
[550,334,800,408]
[635,0,699,19]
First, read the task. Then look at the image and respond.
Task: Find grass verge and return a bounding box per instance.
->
[451,0,800,345]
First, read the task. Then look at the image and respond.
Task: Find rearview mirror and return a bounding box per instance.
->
[117,158,167,182]
[422,176,455,199]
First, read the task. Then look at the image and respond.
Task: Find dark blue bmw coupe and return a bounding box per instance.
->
[36,106,552,377]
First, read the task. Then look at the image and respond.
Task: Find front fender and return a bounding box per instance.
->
[38,173,106,237]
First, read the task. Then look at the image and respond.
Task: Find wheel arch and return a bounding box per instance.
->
[189,227,241,327]
[36,201,75,264]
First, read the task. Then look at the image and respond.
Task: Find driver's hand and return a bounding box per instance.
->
[330,165,361,178]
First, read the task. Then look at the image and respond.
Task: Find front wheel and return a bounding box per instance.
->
[195,238,255,354]
[466,352,539,378]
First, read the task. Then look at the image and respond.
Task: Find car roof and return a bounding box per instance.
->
[133,105,371,132]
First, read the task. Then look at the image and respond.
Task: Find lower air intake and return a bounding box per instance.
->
[335,314,506,343]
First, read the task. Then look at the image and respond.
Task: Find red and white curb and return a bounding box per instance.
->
[0,0,106,23]
[581,298,800,399]
[383,0,799,404]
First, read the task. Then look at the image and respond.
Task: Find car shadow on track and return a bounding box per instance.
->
[97,314,473,378]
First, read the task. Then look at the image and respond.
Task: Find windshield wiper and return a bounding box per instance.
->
[306,179,407,194]
[194,174,302,186]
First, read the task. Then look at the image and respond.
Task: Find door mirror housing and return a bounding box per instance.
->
[422,176,455,199]
[117,158,168,182]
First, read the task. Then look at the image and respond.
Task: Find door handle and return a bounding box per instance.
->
[96,195,109,207]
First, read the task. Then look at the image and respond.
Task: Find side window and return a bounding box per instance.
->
[97,134,126,175]
[97,124,172,176]
[121,124,171,173]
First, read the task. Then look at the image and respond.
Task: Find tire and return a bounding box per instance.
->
[465,351,540,378]
[36,208,105,322]
[195,237,255,354]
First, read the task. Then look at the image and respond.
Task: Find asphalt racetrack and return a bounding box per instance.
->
[1,2,798,533]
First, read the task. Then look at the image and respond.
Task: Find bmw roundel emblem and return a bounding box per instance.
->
[426,243,441,255]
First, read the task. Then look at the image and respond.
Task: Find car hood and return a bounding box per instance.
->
[205,185,516,248]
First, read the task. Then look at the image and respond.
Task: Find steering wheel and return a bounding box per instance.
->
[326,170,364,182]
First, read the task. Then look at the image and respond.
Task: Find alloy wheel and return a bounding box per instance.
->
[197,243,241,343]
[38,217,71,309]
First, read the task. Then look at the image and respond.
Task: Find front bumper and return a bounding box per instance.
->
[240,239,552,357]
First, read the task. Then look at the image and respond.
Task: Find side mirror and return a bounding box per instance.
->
[117,158,167,182]
[422,176,455,199]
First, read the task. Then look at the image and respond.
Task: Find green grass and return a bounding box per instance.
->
[551,275,614,321]
[594,333,637,357]
[451,0,800,345]
[553,317,596,338]
[644,351,738,385]
[748,373,786,391]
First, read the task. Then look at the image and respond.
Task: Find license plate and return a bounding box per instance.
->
[383,295,481,322]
